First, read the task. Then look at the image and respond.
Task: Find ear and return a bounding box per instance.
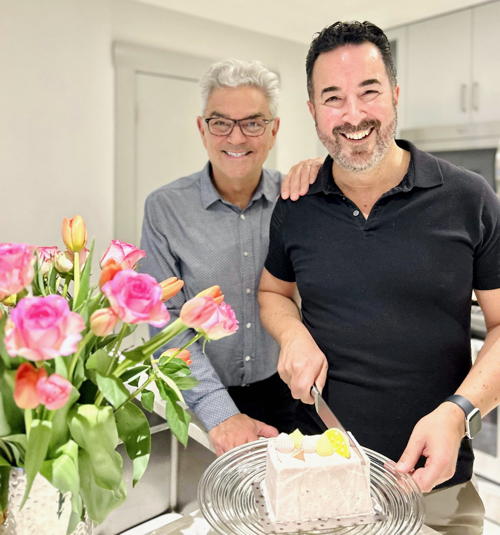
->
[271,117,280,137]
[196,116,208,148]
[392,85,400,106]
[307,100,316,121]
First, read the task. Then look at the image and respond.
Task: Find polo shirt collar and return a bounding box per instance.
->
[307,139,443,197]
[200,162,275,209]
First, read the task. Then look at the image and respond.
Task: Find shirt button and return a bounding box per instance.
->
[246,322,252,328]
[245,288,251,294]
[353,210,360,217]
[245,355,252,362]
[243,251,249,257]
[240,214,246,220]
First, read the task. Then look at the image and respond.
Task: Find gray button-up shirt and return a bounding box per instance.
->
[140,163,281,430]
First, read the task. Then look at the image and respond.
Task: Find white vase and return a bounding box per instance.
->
[0,469,92,535]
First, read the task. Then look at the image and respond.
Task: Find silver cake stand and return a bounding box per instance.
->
[198,439,424,535]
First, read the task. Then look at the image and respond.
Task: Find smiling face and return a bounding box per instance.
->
[308,42,399,173]
[197,86,279,185]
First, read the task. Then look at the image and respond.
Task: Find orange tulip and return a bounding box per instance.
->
[61,215,87,253]
[161,347,192,366]
[196,285,224,305]
[14,362,47,409]
[99,259,123,288]
[159,277,184,302]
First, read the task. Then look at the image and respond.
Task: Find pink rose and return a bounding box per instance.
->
[14,362,47,409]
[36,373,72,410]
[180,297,238,340]
[0,243,35,300]
[5,295,85,361]
[100,240,146,270]
[102,270,170,327]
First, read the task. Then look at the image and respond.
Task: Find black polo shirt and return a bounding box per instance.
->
[265,139,500,488]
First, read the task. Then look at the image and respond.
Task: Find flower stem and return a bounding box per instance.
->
[24,409,32,439]
[73,252,80,306]
[68,330,94,380]
[114,372,157,413]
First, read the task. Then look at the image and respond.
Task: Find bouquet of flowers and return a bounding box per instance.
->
[0,216,238,532]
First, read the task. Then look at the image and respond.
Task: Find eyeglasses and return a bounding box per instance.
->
[204,116,274,137]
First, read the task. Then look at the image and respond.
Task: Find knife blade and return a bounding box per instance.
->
[310,384,366,464]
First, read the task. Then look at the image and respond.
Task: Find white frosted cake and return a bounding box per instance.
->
[262,428,373,523]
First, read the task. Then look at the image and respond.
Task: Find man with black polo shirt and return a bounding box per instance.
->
[258,21,500,535]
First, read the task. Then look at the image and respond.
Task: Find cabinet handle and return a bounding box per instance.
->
[472,82,479,112]
[460,84,468,113]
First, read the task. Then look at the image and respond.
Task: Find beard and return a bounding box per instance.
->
[317,107,398,173]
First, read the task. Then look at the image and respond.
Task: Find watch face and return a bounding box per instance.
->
[467,408,482,439]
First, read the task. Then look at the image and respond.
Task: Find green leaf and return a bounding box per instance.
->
[48,387,79,457]
[95,373,130,409]
[68,404,122,490]
[0,435,26,466]
[47,265,58,294]
[120,365,148,383]
[73,241,94,311]
[140,390,154,412]
[86,349,113,375]
[21,418,53,506]
[0,466,11,523]
[0,456,10,467]
[115,402,151,486]
[171,376,198,390]
[0,371,24,436]
[41,439,80,496]
[156,380,190,447]
[78,448,126,524]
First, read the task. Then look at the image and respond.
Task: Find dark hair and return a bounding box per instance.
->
[306,21,397,98]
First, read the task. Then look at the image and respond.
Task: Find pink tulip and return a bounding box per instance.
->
[159,277,184,302]
[36,373,72,410]
[90,308,118,336]
[100,240,146,270]
[0,243,35,300]
[5,295,85,361]
[196,285,224,304]
[180,297,238,340]
[14,362,47,409]
[102,270,170,327]
[36,246,59,275]
[180,296,219,328]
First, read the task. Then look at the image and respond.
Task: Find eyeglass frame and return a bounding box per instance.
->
[203,115,275,137]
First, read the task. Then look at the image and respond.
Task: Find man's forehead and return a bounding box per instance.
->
[204,86,271,116]
[312,43,387,86]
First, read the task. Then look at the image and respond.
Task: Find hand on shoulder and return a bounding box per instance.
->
[280,157,323,201]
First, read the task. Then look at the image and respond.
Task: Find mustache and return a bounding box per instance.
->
[332,119,381,135]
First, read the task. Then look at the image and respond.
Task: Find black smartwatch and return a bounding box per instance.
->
[445,394,482,439]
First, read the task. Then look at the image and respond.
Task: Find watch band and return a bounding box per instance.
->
[445,394,475,417]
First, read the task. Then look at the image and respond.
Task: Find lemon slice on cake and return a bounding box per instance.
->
[324,428,351,458]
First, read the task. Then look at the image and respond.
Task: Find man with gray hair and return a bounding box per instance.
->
[140,58,319,455]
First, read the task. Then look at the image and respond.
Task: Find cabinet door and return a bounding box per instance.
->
[385,26,408,132]
[471,1,500,123]
[406,10,472,128]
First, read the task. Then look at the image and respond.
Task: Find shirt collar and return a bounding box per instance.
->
[200,162,275,209]
[307,139,444,197]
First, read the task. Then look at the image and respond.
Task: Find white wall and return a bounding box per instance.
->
[0,0,316,254]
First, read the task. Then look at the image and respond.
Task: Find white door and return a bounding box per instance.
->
[405,10,472,128]
[135,72,208,242]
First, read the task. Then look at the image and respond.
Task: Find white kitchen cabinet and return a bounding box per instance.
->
[405,10,471,128]
[404,1,500,129]
[471,1,500,124]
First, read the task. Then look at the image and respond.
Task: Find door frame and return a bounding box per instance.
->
[113,42,215,244]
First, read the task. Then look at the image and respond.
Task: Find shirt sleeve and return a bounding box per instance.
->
[264,198,296,282]
[473,182,500,290]
[140,191,240,430]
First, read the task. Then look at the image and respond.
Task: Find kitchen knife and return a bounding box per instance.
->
[311,384,366,464]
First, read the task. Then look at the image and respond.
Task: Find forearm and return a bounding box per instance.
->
[455,324,500,416]
[258,289,308,345]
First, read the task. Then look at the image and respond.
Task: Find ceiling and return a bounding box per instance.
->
[135,0,489,44]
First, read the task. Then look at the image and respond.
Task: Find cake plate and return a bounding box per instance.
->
[198,439,424,535]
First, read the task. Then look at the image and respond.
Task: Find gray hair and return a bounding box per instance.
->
[200,58,280,116]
